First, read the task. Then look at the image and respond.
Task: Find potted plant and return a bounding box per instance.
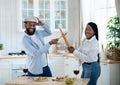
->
[0,43,3,50]
[106,15,120,49]
[106,16,120,61]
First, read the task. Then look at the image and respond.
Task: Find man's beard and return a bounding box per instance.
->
[25,28,36,35]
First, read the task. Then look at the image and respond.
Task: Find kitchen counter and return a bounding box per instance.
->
[0,55,25,59]
[100,59,120,64]
[0,53,120,64]
[0,53,75,59]
[5,76,89,85]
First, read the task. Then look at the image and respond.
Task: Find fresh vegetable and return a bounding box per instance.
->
[65,78,76,85]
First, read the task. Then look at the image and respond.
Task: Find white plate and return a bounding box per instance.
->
[33,77,48,82]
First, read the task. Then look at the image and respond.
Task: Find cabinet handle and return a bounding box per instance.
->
[102,63,107,65]
[66,64,69,66]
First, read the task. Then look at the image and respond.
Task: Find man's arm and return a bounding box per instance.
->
[22,36,51,58]
[36,17,52,36]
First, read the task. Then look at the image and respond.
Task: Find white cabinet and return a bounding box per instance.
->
[0,58,26,85]
[100,63,110,85]
[0,61,12,85]
[97,63,120,85]
[109,64,120,85]
[64,57,81,77]
[49,57,82,77]
[97,76,101,85]
[49,57,64,77]
[1,56,120,85]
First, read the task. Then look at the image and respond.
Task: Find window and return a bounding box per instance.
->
[19,0,68,31]
[95,0,116,48]
[81,0,116,50]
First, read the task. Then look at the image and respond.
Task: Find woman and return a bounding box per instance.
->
[68,22,101,85]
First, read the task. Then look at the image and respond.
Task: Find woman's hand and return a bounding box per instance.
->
[67,46,75,53]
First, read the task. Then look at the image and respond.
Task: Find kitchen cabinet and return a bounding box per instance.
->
[0,58,26,85]
[1,55,120,85]
[0,61,12,85]
[97,63,120,85]
[64,57,81,77]
[99,63,110,85]
[49,57,64,77]
[49,57,82,77]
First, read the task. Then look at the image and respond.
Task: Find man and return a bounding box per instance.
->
[22,16,58,77]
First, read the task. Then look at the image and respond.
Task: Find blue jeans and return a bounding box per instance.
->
[27,65,52,77]
[81,62,101,85]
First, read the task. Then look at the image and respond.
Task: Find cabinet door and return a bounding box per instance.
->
[49,57,64,77]
[100,63,110,85]
[97,76,102,85]
[109,64,120,85]
[100,63,120,85]
[64,57,81,77]
[0,62,11,85]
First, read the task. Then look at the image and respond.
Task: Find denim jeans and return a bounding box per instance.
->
[27,65,52,77]
[81,62,101,85]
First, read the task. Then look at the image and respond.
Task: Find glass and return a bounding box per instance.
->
[23,68,28,76]
[45,10,50,18]
[61,1,65,9]
[55,10,60,19]
[28,0,33,9]
[23,65,28,77]
[45,0,50,9]
[55,1,61,9]
[73,61,80,79]
[22,0,27,8]
[73,69,79,78]
[28,10,34,16]
[61,20,66,28]
[55,20,60,29]
[22,10,27,18]
[61,11,66,19]
[39,0,44,9]
[39,10,44,18]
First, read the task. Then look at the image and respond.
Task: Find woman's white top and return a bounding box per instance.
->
[73,36,99,63]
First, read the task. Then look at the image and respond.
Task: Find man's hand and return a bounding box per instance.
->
[49,38,59,45]
[67,46,75,53]
[36,17,44,26]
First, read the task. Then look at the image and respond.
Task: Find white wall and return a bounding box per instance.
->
[0,0,24,55]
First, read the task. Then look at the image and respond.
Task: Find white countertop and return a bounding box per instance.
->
[0,53,120,64]
[0,53,74,59]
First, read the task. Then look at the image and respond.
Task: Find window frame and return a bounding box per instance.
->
[18,0,68,32]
